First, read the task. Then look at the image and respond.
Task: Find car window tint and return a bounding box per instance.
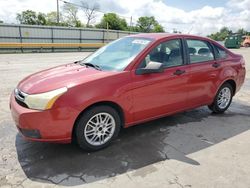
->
[213,45,228,59]
[186,39,214,63]
[139,39,184,68]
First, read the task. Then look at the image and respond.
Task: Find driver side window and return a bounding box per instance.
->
[139,39,184,68]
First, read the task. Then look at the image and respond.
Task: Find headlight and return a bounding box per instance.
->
[24,87,68,110]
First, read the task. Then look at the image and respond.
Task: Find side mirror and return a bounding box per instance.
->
[136,61,164,75]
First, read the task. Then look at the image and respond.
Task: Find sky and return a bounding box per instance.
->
[0,0,249,35]
[163,0,229,11]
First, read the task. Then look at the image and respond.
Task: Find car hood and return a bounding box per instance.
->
[18,63,116,94]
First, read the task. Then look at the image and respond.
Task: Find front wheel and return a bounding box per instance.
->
[208,83,233,114]
[75,105,121,151]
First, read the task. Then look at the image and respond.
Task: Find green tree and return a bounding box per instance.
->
[46,11,69,26]
[154,24,165,32]
[237,28,250,36]
[208,27,232,41]
[135,16,165,33]
[46,11,58,25]
[17,10,37,25]
[220,27,232,39]
[16,10,46,25]
[63,3,82,27]
[128,26,138,32]
[37,13,47,25]
[0,20,3,23]
[96,13,128,30]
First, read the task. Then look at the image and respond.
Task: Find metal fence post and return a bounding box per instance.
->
[79,29,82,43]
[51,27,54,52]
[79,29,82,51]
[18,26,23,53]
[102,29,105,43]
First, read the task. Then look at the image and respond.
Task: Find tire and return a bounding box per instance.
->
[208,83,233,114]
[75,105,121,151]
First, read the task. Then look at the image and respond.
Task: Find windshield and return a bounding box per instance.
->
[81,37,153,71]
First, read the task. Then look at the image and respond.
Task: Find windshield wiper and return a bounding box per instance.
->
[77,61,102,71]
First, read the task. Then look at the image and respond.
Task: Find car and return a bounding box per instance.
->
[10,33,246,151]
[242,36,250,47]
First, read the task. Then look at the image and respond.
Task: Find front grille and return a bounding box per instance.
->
[14,88,28,108]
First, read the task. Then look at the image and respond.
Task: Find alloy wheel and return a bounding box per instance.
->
[217,87,231,109]
[84,112,116,146]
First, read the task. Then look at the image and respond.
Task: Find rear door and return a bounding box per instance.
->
[184,38,222,107]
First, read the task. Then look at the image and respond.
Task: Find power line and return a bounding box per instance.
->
[59,0,136,29]
[59,0,131,20]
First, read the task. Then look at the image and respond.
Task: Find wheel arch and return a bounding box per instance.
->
[224,79,236,96]
[217,79,236,96]
[71,101,125,142]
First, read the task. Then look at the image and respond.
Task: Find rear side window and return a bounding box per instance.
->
[186,39,214,63]
[213,45,228,60]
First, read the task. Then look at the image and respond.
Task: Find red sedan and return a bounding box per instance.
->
[10,33,246,150]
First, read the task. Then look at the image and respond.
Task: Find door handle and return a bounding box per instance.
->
[212,62,220,68]
[173,69,185,75]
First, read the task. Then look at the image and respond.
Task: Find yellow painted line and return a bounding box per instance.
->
[0,43,105,48]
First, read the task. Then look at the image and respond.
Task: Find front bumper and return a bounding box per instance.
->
[10,93,79,143]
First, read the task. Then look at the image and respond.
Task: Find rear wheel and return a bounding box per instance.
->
[75,105,121,151]
[208,83,233,114]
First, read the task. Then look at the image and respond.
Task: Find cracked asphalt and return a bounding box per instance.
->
[0,48,250,188]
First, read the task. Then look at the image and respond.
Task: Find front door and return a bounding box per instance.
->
[131,38,190,123]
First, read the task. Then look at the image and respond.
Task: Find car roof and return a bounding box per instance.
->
[127,33,233,55]
[128,33,209,41]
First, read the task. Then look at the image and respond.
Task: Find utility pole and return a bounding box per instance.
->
[57,0,60,23]
[129,16,132,32]
[106,22,109,43]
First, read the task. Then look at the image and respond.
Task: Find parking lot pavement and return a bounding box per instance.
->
[0,49,250,188]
